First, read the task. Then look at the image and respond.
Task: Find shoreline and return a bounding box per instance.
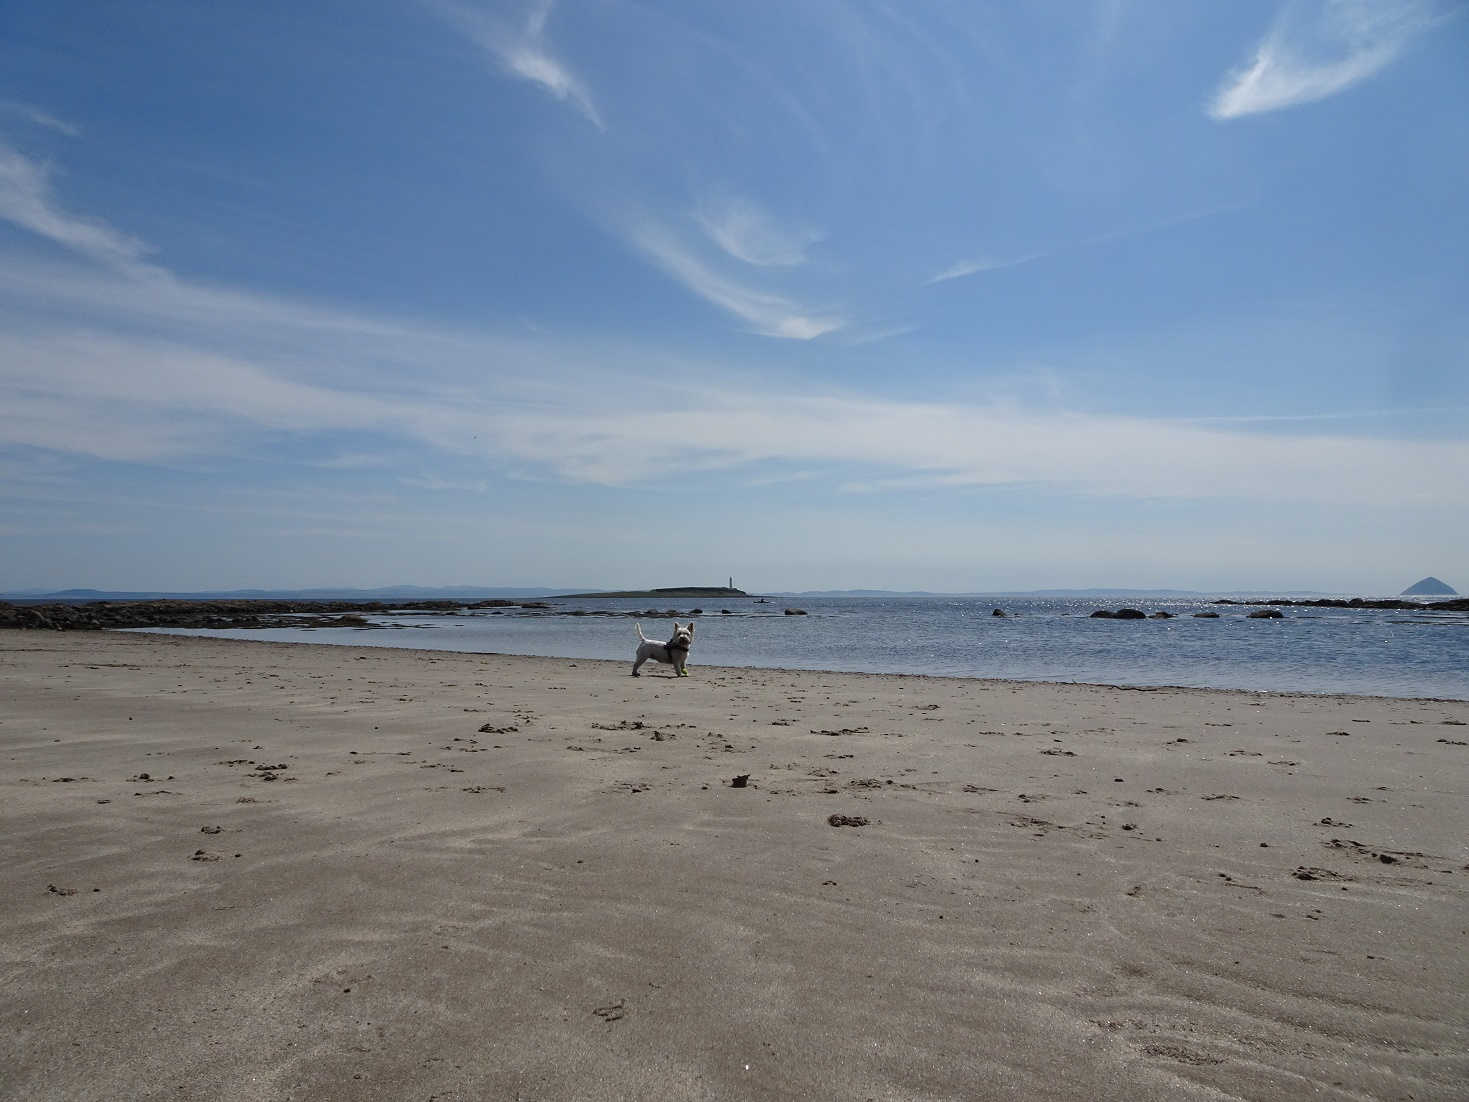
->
[4,629,1466,1099]
[123,625,1469,703]
[4,591,1466,634]
[119,627,1469,704]
[8,594,1467,702]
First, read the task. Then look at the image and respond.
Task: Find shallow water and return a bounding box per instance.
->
[130,595,1469,699]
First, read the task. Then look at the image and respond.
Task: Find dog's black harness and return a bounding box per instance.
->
[664,643,689,662]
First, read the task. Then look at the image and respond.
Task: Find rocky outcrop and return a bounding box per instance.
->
[0,598,486,631]
[1216,597,1469,612]
[1248,609,1284,619]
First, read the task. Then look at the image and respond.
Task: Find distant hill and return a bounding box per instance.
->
[781,589,946,597]
[1401,576,1457,596]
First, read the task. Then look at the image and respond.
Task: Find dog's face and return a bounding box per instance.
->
[670,621,695,648]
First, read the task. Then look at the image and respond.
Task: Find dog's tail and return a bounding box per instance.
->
[635,623,647,642]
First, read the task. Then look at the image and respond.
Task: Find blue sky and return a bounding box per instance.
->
[2,0,1466,594]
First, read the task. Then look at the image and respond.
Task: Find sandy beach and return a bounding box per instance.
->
[2,629,1466,1101]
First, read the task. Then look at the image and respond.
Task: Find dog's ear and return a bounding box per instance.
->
[686,621,695,638]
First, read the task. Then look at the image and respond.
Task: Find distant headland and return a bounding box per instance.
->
[550,586,751,600]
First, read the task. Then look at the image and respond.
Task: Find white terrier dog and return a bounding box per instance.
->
[632,621,695,677]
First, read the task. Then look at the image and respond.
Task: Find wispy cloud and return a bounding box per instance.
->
[313,452,398,470]
[926,205,1243,287]
[475,391,1469,506]
[1181,405,1467,425]
[695,196,822,267]
[0,100,81,137]
[1,114,1462,521]
[1209,0,1440,120]
[843,323,919,346]
[623,215,843,339]
[398,475,490,493]
[5,284,1466,510]
[429,0,604,130]
[0,141,153,269]
[924,253,1045,286]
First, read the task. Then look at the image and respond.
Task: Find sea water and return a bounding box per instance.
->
[131,595,1469,700]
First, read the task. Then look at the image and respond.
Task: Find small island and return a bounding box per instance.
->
[1402,576,1457,596]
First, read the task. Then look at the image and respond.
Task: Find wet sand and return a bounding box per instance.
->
[2,629,1466,1100]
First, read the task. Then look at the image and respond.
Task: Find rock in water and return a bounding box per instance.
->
[1402,576,1457,596]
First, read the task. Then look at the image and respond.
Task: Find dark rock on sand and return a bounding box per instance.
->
[307,614,376,628]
